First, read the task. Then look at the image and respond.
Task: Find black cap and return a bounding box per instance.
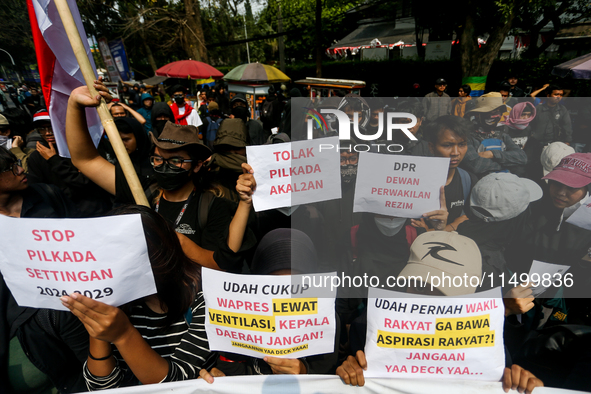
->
[435,78,447,85]
[230,93,248,104]
[251,229,317,275]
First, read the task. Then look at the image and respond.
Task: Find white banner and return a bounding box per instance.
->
[0,214,156,310]
[88,374,584,394]
[246,136,341,212]
[365,287,505,381]
[353,153,449,218]
[202,268,336,359]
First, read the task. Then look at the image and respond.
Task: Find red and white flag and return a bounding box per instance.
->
[27,0,103,157]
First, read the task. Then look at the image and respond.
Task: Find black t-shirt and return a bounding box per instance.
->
[114,165,255,272]
[445,169,477,224]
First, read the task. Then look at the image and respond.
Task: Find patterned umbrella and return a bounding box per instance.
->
[223,62,290,84]
[155,60,223,80]
[552,52,591,79]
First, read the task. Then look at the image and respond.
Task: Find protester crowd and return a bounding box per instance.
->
[1,75,590,394]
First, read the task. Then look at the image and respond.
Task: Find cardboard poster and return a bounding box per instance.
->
[0,214,156,310]
[528,260,571,297]
[566,198,591,230]
[365,287,505,381]
[202,268,336,359]
[246,136,341,212]
[354,153,449,218]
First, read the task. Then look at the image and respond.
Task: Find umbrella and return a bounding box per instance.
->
[552,52,591,79]
[223,62,290,84]
[155,60,223,80]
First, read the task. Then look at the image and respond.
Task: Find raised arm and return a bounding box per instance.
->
[66,79,117,195]
[228,162,256,252]
[118,102,146,125]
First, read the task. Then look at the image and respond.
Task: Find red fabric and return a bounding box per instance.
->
[27,0,56,111]
[155,60,223,79]
[171,103,193,125]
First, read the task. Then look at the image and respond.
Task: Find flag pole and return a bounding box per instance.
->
[53,0,149,207]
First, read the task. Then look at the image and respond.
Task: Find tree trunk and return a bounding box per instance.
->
[184,0,208,63]
[315,0,322,77]
[140,30,158,72]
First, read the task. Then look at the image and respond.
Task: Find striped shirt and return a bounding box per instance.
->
[83,291,214,390]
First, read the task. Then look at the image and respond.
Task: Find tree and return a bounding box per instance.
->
[458,0,525,79]
[515,0,591,59]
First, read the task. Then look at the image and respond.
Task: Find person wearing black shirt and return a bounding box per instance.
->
[417,115,477,231]
[65,79,255,273]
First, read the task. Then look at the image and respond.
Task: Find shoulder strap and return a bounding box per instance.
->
[457,168,472,204]
[405,225,418,249]
[198,191,215,231]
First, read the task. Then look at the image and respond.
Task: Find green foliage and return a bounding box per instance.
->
[258,0,365,62]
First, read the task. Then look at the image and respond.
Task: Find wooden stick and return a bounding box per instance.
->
[53,0,149,207]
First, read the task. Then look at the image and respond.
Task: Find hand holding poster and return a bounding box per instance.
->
[365,287,505,381]
[202,268,336,358]
[353,153,449,218]
[245,136,341,212]
[0,214,156,310]
[565,198,591,230]
[528,260,571,298]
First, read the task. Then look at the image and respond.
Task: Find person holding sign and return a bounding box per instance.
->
[0,146,91,393]
[60,205,215,388]
[347,186,448,299]
[336,232,544,394]
[65,79,255,273]
[413,115,478,232]
[205,229,339,379]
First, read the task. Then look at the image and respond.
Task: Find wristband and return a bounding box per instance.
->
[88,350,113,361]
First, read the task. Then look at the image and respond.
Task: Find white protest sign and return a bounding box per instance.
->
[202,268,336,359]
[365,287,505,381]
[0,214,156,310]
[528,260,571,298]
[246,136,341,212]
[566,198,591,230]
[353,153,449,218]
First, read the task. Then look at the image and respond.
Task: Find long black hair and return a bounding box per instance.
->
[109,205,200,326]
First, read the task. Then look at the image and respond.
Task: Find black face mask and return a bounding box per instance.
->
[153,164,192,191]
[174,96,185,106]
[152,120,168,137]
[232,106,249,121]
[341,164,357,184]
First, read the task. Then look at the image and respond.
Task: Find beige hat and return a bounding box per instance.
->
[398,232,482,296]
[541,142,575,176]
[468,92,506,113]
[149,121,211,160]
[0,114,8,127]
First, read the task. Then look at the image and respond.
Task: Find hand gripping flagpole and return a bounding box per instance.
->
[53,0,149,207]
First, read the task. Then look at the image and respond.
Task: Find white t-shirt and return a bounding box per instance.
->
[176,105,203,128]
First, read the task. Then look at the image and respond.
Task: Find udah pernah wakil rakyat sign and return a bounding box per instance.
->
[365,287,505,381]
[246,136,341,212]
[202,268,336,358]
[354,152,449,218]
[0,215,156,310]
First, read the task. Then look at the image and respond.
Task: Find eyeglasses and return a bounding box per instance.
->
[340,155,358,165]
[1,159,23,176]
[150,155,192,168]
[38,127,53,134]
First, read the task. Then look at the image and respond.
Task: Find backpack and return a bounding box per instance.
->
[261,100,275,123]
[205,116,223,143]
[457,167,472,216]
